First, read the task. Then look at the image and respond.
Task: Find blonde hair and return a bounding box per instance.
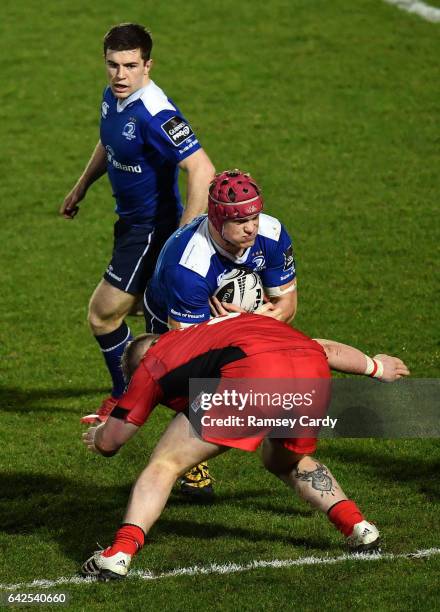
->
[121,333,159,382]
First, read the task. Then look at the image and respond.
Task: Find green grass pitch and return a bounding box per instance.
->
[0,0,439,609]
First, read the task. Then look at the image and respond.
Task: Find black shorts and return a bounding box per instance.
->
[103,219,177,295]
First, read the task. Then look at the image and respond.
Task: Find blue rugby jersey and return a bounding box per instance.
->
[100,81,201,224]
[144,214,296,326]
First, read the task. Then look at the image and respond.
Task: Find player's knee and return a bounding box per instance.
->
[87,308,107,334]
[148,456,185,481]
[263,456,302,477]
[262,440,305,477]
[87,302,122,334]
[295,456,324,474]
[87,305,100,330]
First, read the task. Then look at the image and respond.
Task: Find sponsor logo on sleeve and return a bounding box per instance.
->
[101,101,109,118]
[161,116,194,147]
[170,308,205,320]
[179,139,199,155]
[283,245,295,272]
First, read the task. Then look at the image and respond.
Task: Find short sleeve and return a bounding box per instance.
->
[142,110,201,164]
[117,362,163,426]
[260,224,296,288]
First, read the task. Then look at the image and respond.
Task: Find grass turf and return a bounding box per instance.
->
[0,0,439,609]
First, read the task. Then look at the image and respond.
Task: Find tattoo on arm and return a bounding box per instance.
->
[295,463,336,497]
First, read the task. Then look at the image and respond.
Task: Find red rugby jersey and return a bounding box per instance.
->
[116,313,324,426]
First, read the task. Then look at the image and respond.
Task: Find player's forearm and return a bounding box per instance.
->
[93,423,120,456]
[314,339,371,375]
[314,340,410,382]
[269,291,297,323]
[167,316,197,330]
[76,140,108,192]
[179,151,215,226]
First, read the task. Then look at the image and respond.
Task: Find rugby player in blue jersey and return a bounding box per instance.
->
[60,24,215,423]
[144,169,297,333]
[141,169,297,496]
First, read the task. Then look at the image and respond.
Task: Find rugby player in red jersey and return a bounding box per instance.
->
[81,313,409,580]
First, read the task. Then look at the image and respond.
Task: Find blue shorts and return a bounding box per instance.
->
[103,219,177,295]
[143,299,169,334]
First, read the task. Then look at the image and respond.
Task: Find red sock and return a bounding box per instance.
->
[103,524,145,557]
[327,500,364,537]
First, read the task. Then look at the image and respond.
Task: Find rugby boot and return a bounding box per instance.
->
[82,548,131,581]
[178,462,214,500]
[80,396,119,424]
[346,521,380,553]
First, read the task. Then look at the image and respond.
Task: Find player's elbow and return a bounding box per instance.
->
[285,302,297,323]
[288,292,298,321]
[270,296,297,323]
[314,339,337,362]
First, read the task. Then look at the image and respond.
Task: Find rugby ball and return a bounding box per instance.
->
[214,269,264,312]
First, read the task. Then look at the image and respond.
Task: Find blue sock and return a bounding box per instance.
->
[95,322,133,398]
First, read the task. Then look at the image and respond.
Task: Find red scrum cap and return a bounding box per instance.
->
[208,169,264,234]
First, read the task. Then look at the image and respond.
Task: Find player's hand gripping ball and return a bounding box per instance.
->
[214,269,264,313]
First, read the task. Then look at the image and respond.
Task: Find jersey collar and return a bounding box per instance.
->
[206,221,251,264]
[116,81,154,113]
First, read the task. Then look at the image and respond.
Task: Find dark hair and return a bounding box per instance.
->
[103,23,153,61]
[121,333,159,383]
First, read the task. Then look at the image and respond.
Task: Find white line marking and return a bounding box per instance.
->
[1,548,439,590]
[384,0,440,22]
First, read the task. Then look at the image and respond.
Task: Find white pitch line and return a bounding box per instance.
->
[1,548,440,591]
[384,0,440,22]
